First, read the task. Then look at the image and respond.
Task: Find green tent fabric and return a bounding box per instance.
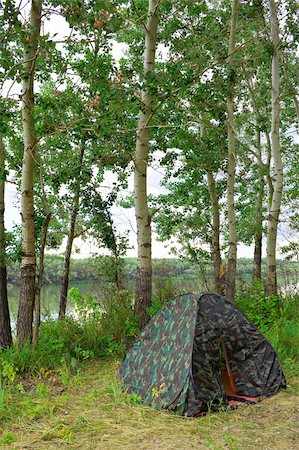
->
[119,294,198,413]
[118,293,286,416]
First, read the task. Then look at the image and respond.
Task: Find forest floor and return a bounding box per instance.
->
[0,360,298,450]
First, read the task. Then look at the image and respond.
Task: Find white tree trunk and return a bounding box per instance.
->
[253,124,264,279]
[266,0,283,295]
[245,79,265,279]
[134,0,159,329]
[200,120,224,295]
[17,0,42,344]
[225,0,239,301]
[207,169,225,294]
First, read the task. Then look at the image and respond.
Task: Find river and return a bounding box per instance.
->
[8,281,95,324]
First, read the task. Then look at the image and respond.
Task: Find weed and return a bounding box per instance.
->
[36,383,50,398]
[0,432,17,445]
[147,297,164,318]
[236,285,299,379]
[75,416,89,426]
[1,361,18,383]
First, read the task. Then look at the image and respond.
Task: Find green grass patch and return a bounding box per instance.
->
[1,288,298,448]
[0,361,298,450]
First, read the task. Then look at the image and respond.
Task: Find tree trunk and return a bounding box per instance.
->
[245,78,264,280]
[33,154,51,344]
[265,0,283,296]
[114,253,124,291]
[17,0,42,344]
[207,169,225,295]
[265,131,274,207]
[254,230,262,279]
[253,125,264,280]
[134,0,159,329]
[0,134,12,348]
[59,145,85,319]
[200,118,224,295]
[32,211,51,345]
[225,0,239,302]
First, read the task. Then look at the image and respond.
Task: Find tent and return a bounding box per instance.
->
[118,292,286,416]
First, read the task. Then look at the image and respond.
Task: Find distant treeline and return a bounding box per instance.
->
[7,255,299,291]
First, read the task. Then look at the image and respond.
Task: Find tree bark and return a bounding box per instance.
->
[245,78,264,279]
[114,253,124,291]
[206,169,225,294]
[265,0,283,296]
[265,131,274,207]
[134,0,159,329]
[33,155,51,344]
[32,211,51,345]
[0,134,12,348]
[200,117,224,295]
[225,0,239,301]
[253,124,264,280]
[17,0,42,344]
[59,145,85,319]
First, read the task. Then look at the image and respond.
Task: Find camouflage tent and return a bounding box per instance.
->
[118,293,286,416]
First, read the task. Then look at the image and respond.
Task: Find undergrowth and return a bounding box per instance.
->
[235,281,299,378]
[0,283,298,425]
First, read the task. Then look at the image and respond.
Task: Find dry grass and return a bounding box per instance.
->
[0,361,298,450]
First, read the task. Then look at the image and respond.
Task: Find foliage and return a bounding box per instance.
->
[69,287,102,323]
[1,0,298,379]
[280,241,299,262]
[236,281,283,331]
[1,286,139,384]
[94,288,139,344]
[147,297,164,318]
[236,283,299,377]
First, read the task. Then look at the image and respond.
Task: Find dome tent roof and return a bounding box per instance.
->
[118,293,286,416]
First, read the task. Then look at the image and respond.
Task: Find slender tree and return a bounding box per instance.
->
[225,0,239,301]
[200,121,224,294]
[244,77,266,279]
[253,126,264,280]
[0,134,12,348]
[134,0,159,329]
[59,144,85,319]
[265,0,283,295]
[32,155,51,344]
[17,0,42,344]
[206,168,225,294]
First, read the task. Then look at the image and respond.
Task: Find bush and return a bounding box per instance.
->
[89,288,139,346]
[1,284,298,386]
[236,282,299,378]
[264,318,299,378]
[0,288,139,383]
[237,282,280,325]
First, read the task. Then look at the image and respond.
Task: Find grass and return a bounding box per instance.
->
[0,360,298,450]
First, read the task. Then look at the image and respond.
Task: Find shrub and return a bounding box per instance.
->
[92,289,139,346]
[147,297,164,318]
[236,283,299,378]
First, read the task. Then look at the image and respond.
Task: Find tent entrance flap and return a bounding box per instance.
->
[119,292,286,415]
[221,346,260,403]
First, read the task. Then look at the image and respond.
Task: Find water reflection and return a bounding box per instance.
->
[8,281,94,332]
